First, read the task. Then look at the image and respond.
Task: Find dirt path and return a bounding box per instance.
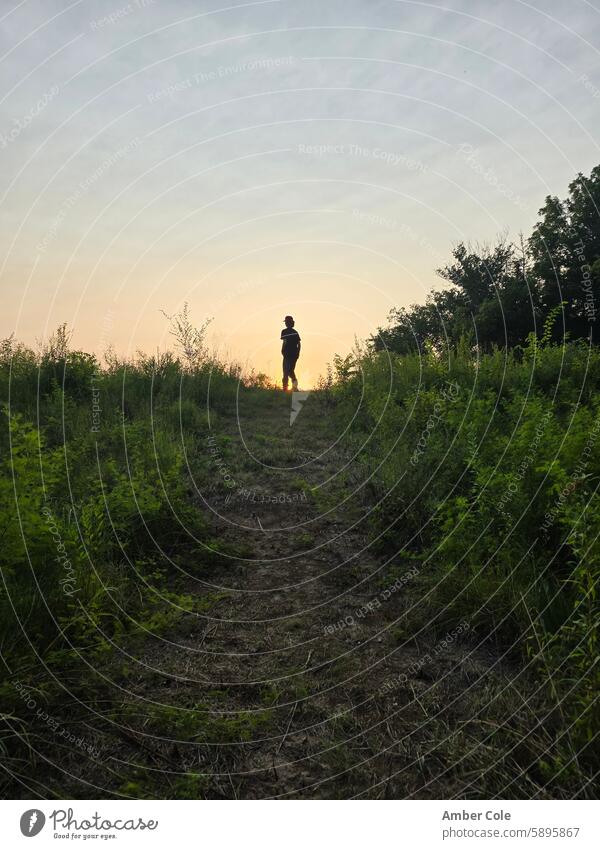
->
[78,390,497,799]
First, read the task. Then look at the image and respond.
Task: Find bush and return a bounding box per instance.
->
[332,335,600,766]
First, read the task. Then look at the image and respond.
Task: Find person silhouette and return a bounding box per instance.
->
[280,315,300,391]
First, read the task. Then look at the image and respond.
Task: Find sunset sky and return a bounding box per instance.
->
[2,0,600,385]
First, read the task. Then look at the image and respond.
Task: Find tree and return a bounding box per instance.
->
[373,239,539,353]
[529,165,600,340]
[373,163,600,354]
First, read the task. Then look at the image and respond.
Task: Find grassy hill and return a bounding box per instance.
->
[0,325,597,798]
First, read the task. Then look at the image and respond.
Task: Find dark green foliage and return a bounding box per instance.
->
[374,164,600,354]
[331,335,600,768]
[0,328,263,796]
[530,166,600,339]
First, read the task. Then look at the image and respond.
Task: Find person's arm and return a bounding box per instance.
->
[296,333,301,358]
[281,329,285,356]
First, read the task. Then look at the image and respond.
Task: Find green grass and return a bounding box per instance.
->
[0,324,597,798]
[329,333,600,774]
[0,330,269,797]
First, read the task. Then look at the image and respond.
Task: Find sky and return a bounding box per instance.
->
[2,0,600,386]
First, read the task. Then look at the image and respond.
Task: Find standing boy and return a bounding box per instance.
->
[280,315,301,391]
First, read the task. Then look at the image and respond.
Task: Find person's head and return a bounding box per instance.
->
[284,315,294,328]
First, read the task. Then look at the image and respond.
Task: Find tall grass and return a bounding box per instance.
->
[330,333,600,772]
[0,322,268,794]
[0,319,597,796]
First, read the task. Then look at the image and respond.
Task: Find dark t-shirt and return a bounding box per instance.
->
[281,327,301,359]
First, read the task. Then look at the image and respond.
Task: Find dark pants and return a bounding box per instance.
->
[282,357,298,389]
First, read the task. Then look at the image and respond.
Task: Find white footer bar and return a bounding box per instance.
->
[1,799,597,848]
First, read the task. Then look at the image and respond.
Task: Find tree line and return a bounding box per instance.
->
[372,164,600,354]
